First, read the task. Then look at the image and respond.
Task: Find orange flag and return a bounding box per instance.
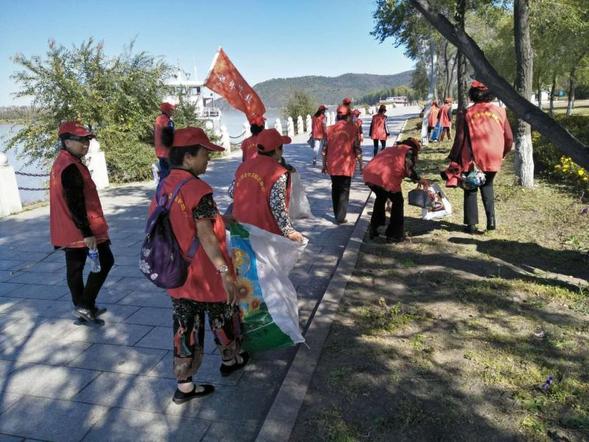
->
[205,48,266,123]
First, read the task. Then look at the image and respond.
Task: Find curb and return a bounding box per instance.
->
[256,114,413,442]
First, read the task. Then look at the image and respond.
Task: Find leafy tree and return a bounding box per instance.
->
[8,39,171,182]
[283,90,316,121]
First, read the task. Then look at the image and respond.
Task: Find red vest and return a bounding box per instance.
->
[326,120,358,177]
[312,114,326,139]
[150,169,232,303]
[362,145,411,193]
[370,114,387,140]
[233,156,290,235]
[463,102,513,172]
[241,134,259,162]
[154,113,171,158]
[354,118,363,141]
[428,106,440,127]
[439,104,452,128]
[49,150,109,248]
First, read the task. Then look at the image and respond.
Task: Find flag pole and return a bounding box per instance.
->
[204,47,222,86]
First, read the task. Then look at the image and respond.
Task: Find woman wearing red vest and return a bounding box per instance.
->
[438,98,453,142]
[232,129,304,242]
[323,105,362,224]
[352,109,364,145]
[150,127,246,404]
[50,121,114,325]
[240,115,265,162]
[363,138,429,242]
[427,101,440,137]
[311,105,328,166]
[370,104,389,156]
[449,81,513,233]
[154,102,175,178]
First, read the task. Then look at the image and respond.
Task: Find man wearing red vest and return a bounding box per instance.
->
[240,115,265,162]
[154,102,176,178]
[311,104,328,166]
[323,105,362,224]
[149,127,247,404]
[438,98,453,141]
[352,109,364,144]
[363,138,429,242]
[370,104,389,156]
[449,81,513,233]
[50,121,114,325]
[232,129,304,242]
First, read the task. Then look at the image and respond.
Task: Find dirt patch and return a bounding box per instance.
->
[290,119,589,442]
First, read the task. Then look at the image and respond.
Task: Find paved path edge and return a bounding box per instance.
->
[255,118,409,442]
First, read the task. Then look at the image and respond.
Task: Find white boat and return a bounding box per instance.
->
[163,68,223,134]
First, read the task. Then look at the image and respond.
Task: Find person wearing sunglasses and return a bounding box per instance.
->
[49,121,114,325]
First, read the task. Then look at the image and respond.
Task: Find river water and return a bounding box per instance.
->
[0,108,287,206]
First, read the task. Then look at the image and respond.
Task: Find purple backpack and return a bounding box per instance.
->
[139,177,199,289]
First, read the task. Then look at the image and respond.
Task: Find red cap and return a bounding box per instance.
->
[470,80,488,91]
[58,121,95,138]
[336,105,350,116]
[256,129,291,152]
[172,127,224,151]
[342,97,352,105]
[318,104,327,111]
[160,102,176,114]
[248,115,266,126]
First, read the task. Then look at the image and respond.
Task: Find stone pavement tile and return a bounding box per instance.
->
[0,317,75,349]
[0,272,16,283]
[6,271,67,286]
[0,336,92,366]
[126,307,172,327]
[92,304,139,324]
[0,394,21,415]
[0,284,20,297]
[3,364,100,400]
[0,396,108,442]
[200,419,259,442]
[147,352,241,386]
[2,298,73,319]
[0,298,22,314]
[83,408,210,442]
[67,343,166,375]
[0,433,24,442]
[109,265,142,279]
[0,260,25,271]
[118,290,171,308]
[134,326,171,350]
[2,284,69,300]
[74,372,176,414]
[13,261,65,273]
[110,254,142,267]
[63,322,153,346]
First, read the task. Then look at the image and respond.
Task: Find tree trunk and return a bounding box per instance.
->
[567,66,576,116]
[443,41,451,99]
[455,0,467,112]
[407,0,589,171]
[549,72,557,115]
[514,0,534,188]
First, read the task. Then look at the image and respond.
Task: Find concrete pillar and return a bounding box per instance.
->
[274,118,283,135]
[85,139,109,190]
[296,116,304,135]
[0,153,23,217]
[287,117,295,138]
[243,121,251,138]
[329,111,336,125]
[305,114,312,133]
[221,125,231,152]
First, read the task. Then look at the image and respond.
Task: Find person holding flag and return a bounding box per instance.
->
[323,105,362,224]
[240,115,265,162]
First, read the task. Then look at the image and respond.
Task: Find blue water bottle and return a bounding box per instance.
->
[88,249,101,273]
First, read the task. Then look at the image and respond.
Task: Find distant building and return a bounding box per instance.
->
[378,96,409,109]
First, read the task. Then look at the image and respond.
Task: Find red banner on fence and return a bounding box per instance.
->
[205,48,266,123]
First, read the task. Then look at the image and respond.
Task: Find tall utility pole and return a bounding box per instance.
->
[421,39,438,145]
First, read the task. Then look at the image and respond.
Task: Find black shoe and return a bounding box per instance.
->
[220,352,249,377]
[73,306,97,322]
[464,225,484,235]
[335,218,348,225]
[92,306,107,317]
[487,218,496,231]
[172,384,215,404]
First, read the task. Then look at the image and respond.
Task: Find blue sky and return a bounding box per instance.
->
[0,0,413,106]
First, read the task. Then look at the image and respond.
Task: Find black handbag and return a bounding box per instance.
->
[408,188,431,208]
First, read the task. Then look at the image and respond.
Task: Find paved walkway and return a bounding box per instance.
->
[0,108,418,441]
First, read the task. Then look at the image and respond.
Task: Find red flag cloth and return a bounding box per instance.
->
[205,48,266,122]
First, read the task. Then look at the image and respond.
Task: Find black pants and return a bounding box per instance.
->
[463,172,496,226]
[373,139,386,156]
[65,242,114,309]
[369,185,404,239]
[330,175,352,223]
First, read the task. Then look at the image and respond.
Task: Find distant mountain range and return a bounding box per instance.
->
[250,71,414,108]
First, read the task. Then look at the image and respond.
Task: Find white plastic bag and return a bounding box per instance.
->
[421,183,452,220]
[288,171,313,219]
